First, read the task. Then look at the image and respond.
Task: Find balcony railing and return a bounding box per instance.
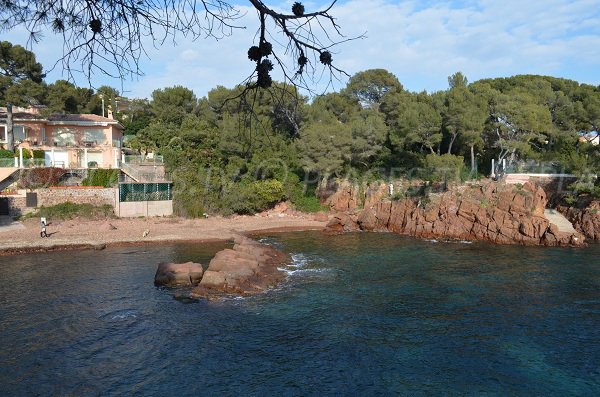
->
[122,154,164,164]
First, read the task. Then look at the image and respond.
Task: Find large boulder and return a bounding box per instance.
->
[154,262,204,287]
[192,235,288,297]
[323,213,360,234]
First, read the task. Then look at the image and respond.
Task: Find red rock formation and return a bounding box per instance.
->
[154,262,204,287]
[326,181,585,247]
[191,235,289,298]
[558,200,600,240]
[325,181,360,212]
[324,213,360,234]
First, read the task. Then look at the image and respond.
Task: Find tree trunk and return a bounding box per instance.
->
[447,132,457,154]
[470,144,475,177]
[6,103,14,152]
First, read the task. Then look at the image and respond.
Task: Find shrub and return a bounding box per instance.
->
[563,195,576,205]
[173,187,206,218]
[82,169,120,187]
[253,179,285,206]
[24,202,114,220]
[18,168,65,189]
[32,150,45,159]
[290,185,327,212]
[423,154,465,183]
[0,149,14,158]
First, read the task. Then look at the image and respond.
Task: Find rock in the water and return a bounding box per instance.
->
[192,234,288,297]
[154,261,204,287]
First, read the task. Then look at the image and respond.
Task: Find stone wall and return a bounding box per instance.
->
[36,187,117,208]
[6,196,29,218]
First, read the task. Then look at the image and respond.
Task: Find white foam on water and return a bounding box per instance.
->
[278,252,335,278]
[426,239,472,245]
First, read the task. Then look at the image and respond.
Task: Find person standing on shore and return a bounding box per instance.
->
[40,217,48,238]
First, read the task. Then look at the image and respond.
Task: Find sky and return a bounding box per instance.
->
[3,0,600,100]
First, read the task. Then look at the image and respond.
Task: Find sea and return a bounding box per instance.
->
[0,231,599,396]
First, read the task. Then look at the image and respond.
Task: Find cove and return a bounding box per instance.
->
[0,232,599,396]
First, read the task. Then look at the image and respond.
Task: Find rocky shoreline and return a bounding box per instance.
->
[325,181,586,247]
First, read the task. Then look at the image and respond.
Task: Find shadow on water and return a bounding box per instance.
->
[0,232,598,396]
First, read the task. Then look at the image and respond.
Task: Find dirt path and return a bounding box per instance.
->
[0,214,327,255]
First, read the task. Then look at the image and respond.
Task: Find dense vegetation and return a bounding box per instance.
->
[2,41,599,215]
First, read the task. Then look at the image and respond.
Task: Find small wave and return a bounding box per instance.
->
[277,267,334,276]
[426,239,472,245]
[101,309,139,321]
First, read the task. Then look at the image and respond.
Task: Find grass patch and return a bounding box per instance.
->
[23,202,115,220]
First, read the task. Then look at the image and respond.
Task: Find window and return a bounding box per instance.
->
[13,125,25,142]
[53,128,76,146]
[83,129,105,145]
[0,125,5,143]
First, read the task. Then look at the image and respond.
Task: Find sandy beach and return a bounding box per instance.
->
[0,214,327,255]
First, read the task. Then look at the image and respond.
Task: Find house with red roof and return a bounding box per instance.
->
[1,107,124,169]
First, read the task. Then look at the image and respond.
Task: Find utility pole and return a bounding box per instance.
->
[6,103,14,152]
[99,94,105,117]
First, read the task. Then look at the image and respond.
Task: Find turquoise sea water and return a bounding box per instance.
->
[0,232,599,396]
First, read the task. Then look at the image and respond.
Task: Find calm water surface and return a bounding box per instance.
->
[0,232,599,396]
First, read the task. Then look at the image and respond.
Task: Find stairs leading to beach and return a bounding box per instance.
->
[0,168,19,191]
[544,209,577,234]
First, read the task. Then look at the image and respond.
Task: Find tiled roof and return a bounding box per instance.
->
[0,112,45,120]
[48,114,119,123]
[0,111,123,128]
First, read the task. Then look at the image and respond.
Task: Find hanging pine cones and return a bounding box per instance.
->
[319,51,332,65]
[292,2,305,17]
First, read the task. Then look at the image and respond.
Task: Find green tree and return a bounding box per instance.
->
[0,41,46,150]
[344,69,403,110]
[151,86,197,125]
[296,117,352,181]
[401,100,443,155]
[46,80,93,113]
[349,109,388,170]
[443,85,486,160]
[448,71,468,89]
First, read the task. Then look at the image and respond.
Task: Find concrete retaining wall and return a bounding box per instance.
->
[116,200,173,217]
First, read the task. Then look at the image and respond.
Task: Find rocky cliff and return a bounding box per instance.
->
[557,200,600,240]
[325,181,585,247]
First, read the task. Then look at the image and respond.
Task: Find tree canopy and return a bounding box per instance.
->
[2,37,599,216]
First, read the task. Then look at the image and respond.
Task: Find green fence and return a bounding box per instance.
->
[0,158,16,168]
[119,183,172,202]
